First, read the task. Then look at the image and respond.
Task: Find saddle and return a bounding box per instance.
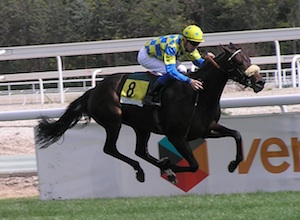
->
[120,71,161,107]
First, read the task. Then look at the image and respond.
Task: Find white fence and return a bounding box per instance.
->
[0,27,300,104]
[1,27,299,61]
[292,55,300,87]
[0,67,295,106]
[1,93,300,122]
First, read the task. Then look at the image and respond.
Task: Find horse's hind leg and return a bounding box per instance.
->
[167,136,199,173]
[134,128,162,166]
[134,128,179,184]
[89,98,145,182]
[102,122,145,182]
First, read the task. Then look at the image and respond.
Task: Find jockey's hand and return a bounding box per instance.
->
[207,52,216,59]
[190,79,203,91]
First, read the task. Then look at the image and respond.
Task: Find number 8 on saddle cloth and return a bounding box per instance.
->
[120,72,157,106]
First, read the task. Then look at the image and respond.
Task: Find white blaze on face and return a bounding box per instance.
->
[245,64,261,77]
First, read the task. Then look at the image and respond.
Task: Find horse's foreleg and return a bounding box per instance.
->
[157,136,200,184]
[102,123,145,183]
[206,122,243,172]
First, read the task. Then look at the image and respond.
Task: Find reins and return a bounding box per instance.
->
[184,92,199,138]
[205,55,221,69]
[204,49,242,72]
[184,50,242,138]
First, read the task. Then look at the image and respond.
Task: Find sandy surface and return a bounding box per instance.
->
[0,103,68,200]
[1,85,300,199]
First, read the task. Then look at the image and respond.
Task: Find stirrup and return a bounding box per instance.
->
[143,96,161,107]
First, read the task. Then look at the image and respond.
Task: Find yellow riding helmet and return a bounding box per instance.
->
[182,25,204,43]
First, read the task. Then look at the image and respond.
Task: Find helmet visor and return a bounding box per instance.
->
[188,40,200,47]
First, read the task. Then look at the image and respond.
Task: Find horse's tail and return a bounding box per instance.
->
[36,89,93,149]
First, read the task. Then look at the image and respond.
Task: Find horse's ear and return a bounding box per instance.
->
[229,42,238,50]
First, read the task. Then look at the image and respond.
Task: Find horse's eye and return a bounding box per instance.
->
[232,60,243,69]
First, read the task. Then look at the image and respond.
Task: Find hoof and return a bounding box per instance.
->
[167,174,178,184]
[136,169,145,182]
[165,169,178,184]
[228,160,239,173]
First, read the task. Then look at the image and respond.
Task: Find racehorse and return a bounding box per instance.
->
[36,43,265,184]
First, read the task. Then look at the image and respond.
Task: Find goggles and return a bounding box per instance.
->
[188,40,200,47]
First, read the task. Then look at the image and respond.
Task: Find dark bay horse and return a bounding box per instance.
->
[36,43,265,184]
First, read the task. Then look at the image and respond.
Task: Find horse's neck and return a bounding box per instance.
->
[205,72,227,105]
[193,58,228,100]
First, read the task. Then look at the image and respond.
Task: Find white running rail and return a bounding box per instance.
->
[291,55,300,88]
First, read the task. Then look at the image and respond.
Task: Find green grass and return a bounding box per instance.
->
[1,191,300,220]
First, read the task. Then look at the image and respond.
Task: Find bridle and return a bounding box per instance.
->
[185,48,261,138]
[228,49,242,61]
[205,49,252,87]
[185,49,249,138]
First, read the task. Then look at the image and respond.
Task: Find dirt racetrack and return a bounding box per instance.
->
[0,103,68,199]
[1,86,300,199]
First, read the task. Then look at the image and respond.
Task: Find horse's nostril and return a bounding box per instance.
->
[257,80,265,86]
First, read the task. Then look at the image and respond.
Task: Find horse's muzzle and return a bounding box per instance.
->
[246,65,265,93]
[252,78,265,93]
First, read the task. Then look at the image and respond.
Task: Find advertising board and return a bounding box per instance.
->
[35,113,300,200]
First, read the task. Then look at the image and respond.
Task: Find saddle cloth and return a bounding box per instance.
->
[120,72,157,106]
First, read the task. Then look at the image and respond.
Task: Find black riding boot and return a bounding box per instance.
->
[143,80,162,106]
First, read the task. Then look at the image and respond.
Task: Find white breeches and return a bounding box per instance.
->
[137,47,187,74]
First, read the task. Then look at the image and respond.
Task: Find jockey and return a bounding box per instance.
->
[138,24,214,106]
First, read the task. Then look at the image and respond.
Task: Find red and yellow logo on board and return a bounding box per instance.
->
[158,137,209,192]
